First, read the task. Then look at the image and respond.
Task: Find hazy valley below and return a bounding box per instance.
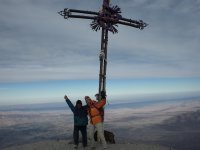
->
[0,95,200,150]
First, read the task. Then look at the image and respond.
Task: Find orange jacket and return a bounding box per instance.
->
[87,99,106,125]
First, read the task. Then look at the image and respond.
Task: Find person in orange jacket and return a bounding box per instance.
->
[85,91,107,149]
[94,93,105,122]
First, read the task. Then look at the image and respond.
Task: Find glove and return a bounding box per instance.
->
[101,91,106,99]
[64,95,69,101]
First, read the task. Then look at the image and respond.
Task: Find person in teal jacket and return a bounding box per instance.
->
[64,95,88,149]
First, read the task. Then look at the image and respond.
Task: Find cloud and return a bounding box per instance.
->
[0,0,200,82]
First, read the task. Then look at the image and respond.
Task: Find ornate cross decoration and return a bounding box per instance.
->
[59,0,148,100]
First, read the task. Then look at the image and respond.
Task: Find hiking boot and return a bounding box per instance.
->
[103,145,108,149]
[74,145,78,149]
[90,146,95,150]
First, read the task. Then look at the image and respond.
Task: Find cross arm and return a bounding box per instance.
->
[65,14,96,20]
[58,5,148,33]
[118,18,148,30]
[58,8,98,20]
[67,9,99,15]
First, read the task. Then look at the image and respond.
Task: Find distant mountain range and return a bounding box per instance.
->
[1,92,200,112]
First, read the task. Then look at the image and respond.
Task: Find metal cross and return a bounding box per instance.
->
[59,0,148,101]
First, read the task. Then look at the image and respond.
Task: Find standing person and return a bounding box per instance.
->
[85,91,107,149]
[94,93,105,142]
[94,93,105,122]
[64,95,88,149]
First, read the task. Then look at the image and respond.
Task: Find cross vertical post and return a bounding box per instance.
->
[98,0,110,101]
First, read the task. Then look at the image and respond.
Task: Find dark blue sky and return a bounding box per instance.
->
[0,0,200,105]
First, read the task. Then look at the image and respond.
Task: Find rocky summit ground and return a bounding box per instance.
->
[3,140,173,150]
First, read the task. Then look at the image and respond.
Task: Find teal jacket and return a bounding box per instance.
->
[66,100,88,126]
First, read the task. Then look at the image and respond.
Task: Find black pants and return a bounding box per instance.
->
[73,125,87,147]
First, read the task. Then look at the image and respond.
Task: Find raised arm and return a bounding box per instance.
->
[95,99,106,109]
[64,95,75,113]
[94,91,106,109]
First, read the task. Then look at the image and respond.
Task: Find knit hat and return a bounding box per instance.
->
[76,100,82,105]
[85,96,91,100]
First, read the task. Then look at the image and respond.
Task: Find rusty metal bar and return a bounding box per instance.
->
[67,14,96,20]
[69,9,99,15]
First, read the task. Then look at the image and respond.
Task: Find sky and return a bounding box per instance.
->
[0,0,200,105]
